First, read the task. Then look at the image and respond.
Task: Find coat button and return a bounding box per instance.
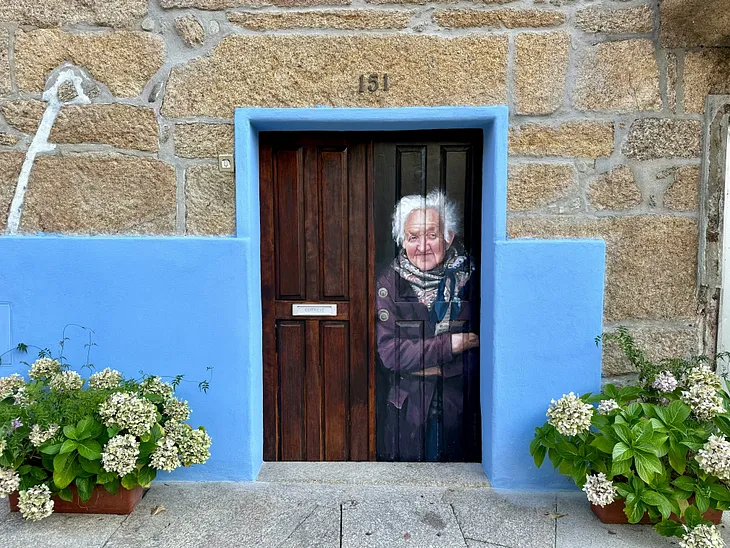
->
[378,309,389,322]
[378,287,389,298]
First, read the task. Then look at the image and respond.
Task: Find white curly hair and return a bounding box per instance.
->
[391,190,461,246]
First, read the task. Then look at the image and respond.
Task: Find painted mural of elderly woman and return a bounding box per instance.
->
[376,190,479,462]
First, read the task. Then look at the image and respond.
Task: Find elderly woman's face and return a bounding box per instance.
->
[403,208,451,271]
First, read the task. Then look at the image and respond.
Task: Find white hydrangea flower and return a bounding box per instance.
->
[178,428,211,466]
[13,386,32,407]
[0,439,6,454]
[679,524,725,548]
[582,473,617,507]
[0,373,25,399]
[29,424,60,447]
[140,376,174,401]
[99,392,157,436]
[164,398,190,422]
[597,399,620,415]
[17,484,54,521]
[28,358,61,380]
[0,467,20,498]
[681,383,725,421]
[164,421,189,445]
[696,434,730,481]
[652,370,679,392]
[546,392,594,436]
[684,365,723,391]
[49,370,83,392]
[150,437,181,472]
[88,368,123,390]
[101,434,140,478]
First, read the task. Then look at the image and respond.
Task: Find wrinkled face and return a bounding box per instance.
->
[403,208,452,271]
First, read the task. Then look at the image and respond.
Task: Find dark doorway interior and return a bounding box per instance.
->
[259,131,482,463]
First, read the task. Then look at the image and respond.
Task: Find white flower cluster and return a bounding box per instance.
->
[0,467,20,498]
[161,422,212,466]
[546,392,594,436]
[101,434,140,477]
[28,358,61,380]
[681,383,725,421]
[29,424,60,447]
[685,365,723,391]
[679,524,725,548]
[597,399,620,415]
[582,473,617,507]
[165,421,189,444]
[0,373,25,399]
[13,387,32,407]
[88,368,123,390]
[49,370,84,392]
[150,437,180,472]
[140,376,174,400]
[652,370,679,392]
[17,484,54,521]
[696,434,730,481]
[99,392,157,436]
[178,428,212,466]
[0,439,6,454]
[164,398,190,422]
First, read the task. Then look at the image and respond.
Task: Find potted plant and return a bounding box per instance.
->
[0,341,212,520]
[530,328,730,547]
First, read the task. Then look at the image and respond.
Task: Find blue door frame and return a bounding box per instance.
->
[234,107,606,489]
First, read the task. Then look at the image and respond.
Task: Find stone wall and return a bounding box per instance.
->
[0,0,728,377]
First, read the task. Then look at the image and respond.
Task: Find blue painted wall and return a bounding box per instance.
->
[487,239,605,490]
[0,237,261,481]
[0,107,606,488]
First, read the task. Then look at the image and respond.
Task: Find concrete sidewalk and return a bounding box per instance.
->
[1,463,726,547]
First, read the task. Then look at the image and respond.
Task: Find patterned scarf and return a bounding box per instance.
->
[392,246,474,335]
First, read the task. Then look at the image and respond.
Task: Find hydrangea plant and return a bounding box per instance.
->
[0,341,212,521]
[530,328,730,547]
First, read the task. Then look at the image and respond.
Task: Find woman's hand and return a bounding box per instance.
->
[451,332,480,354]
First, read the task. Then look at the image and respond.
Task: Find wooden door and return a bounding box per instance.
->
[373,131,482,462]
[260,133,372,461]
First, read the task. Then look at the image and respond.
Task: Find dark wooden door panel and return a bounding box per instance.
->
[320,148,349,300]
[322,321,349,460]
[261,133,371,462]
[277,321,305,460]
[274,148,306,300]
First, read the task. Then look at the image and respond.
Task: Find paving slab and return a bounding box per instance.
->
[341,497,466,547]
[0,496,125,548]
[443,488,557,548]
[103,482,343,548]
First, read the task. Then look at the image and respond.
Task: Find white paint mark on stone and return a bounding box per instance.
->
[5,68,91,234]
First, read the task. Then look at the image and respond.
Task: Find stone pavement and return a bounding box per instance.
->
[2,463,729,547]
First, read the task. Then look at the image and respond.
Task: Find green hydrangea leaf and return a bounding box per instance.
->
[654,520,685,538]
[75,476,94,503]
[138,466,156,488]
[77,439,102,461]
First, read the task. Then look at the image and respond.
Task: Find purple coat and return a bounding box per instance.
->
[375,264,477,460]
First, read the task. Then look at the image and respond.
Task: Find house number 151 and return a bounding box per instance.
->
[359,73,390,93]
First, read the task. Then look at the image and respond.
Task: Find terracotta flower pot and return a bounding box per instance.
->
[591,499,722,525]
[9,485,144,515]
